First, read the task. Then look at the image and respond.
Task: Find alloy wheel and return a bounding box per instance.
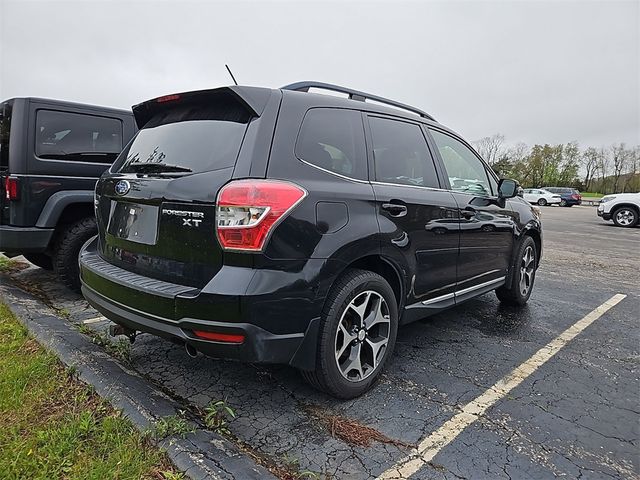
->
[335,290,390,382]
[615,209,635,226]
[519,245,535,296]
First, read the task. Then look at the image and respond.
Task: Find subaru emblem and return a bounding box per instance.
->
[114,180,130,196]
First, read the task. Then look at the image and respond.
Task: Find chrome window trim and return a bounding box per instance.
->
[370,180,450,194]
[298,158,370,184]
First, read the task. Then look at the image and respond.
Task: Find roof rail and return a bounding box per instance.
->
[281,81,435,121]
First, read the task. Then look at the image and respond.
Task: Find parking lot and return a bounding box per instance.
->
[2,205,638,479]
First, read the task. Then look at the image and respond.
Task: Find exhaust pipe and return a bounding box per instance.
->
[185,343,198,358]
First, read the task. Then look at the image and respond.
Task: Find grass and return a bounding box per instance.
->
[0,301,183,480]
[0,256,28,274]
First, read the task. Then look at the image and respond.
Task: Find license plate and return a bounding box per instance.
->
[107,202,159,245]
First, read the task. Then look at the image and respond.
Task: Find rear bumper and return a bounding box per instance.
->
[0,225,54,253]
[79,237,326,369]
[82,282,318,366]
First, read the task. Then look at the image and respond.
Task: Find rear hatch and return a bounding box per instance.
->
[95,87,270,288]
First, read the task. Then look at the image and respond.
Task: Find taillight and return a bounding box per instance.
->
[216,179,307,252]
[4,177,19,201]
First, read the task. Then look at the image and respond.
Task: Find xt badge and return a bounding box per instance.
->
[162,209,205,227]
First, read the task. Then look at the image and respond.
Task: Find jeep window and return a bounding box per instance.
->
[35,110,123,163]
[117,98,251,175]
[369,116,439,188]
[295,108,367,180]
[0,100,12,171]
[430,129,493,196]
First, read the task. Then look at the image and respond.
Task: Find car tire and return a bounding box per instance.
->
[53,217,97,292]
[495,236,537,306]
[560,199,567,207]
[24,253,53,270]
[611,207,639,228]
[537,198,547,206]
[301,268,398,399]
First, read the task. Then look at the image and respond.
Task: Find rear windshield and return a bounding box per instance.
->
[116,97,251,175]
[0,100,12,171]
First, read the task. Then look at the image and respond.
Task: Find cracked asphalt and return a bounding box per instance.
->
[2,205,638,479]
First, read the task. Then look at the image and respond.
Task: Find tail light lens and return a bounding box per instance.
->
[4,177,19,201]
[216,179,307,252]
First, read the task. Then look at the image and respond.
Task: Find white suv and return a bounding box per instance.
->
[597,193,640,227]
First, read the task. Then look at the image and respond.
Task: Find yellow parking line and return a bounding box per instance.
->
[378,293,627,479]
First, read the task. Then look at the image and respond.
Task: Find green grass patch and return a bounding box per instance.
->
[0,302,182,480]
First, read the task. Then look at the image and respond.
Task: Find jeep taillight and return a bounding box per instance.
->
[216,180,307,252]
[4,177,19,201]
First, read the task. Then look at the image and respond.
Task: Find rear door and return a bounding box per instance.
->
[365,114,459,308]
[96,88,270,288]
[427,128,516,298]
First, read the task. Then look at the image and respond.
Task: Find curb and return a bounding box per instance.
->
[1,280,276,480]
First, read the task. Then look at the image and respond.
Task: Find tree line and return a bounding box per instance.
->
[473,134,640,194]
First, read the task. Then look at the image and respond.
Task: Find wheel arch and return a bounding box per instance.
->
[330,254,405,313]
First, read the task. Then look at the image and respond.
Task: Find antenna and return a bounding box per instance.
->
[225,64,238,86]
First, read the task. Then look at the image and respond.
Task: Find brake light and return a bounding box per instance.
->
[4,177,19,201]
[156,94,180,103]
[193,330,245,344]
[216,180,307,252]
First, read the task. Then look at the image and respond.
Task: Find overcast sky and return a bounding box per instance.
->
[1,0,638,148]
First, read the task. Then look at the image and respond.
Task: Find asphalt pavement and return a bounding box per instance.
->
[2,204,638,479]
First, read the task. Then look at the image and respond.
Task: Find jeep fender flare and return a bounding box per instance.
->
[35,190,95,228]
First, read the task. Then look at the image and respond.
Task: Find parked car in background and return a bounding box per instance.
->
[597,193,640,228]
[79,82,542,399]
[0,98,136,290]
[543,187,582,206]
[522,188,561,206]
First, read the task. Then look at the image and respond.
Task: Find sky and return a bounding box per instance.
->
[1,0,638,148]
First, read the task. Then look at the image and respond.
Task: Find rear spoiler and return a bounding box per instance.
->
[132,86,273,129]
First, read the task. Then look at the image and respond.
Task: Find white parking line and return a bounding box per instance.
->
[378,293,627,479]
[82,316,106,324]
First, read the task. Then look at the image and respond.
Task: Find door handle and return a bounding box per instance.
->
[381,203,408,217]
[460,207,476,219]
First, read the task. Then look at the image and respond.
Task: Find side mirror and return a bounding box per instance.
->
[498,178,518,199]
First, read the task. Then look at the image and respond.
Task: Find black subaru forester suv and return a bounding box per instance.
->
[80,82,542,399]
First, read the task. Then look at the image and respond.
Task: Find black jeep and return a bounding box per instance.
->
[0,98,136,290]
[80,82,542,398]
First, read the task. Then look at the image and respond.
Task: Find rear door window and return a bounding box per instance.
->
[36,110,123,163]
[368,116,439,188]
[295,108,367,180]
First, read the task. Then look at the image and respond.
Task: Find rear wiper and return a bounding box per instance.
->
[127,163,193,174]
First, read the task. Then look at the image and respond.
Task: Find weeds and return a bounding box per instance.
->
[203,399,236,435]
[152,414,195,439]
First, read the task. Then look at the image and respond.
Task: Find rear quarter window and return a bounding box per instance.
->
[295,108,367,180]
[35,110,123,163]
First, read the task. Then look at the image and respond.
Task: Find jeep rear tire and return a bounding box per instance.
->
[53,217,97,292]
[24,253,53,271]
[301,269,398,399]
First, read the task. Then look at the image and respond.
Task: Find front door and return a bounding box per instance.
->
[428,128,516,298]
